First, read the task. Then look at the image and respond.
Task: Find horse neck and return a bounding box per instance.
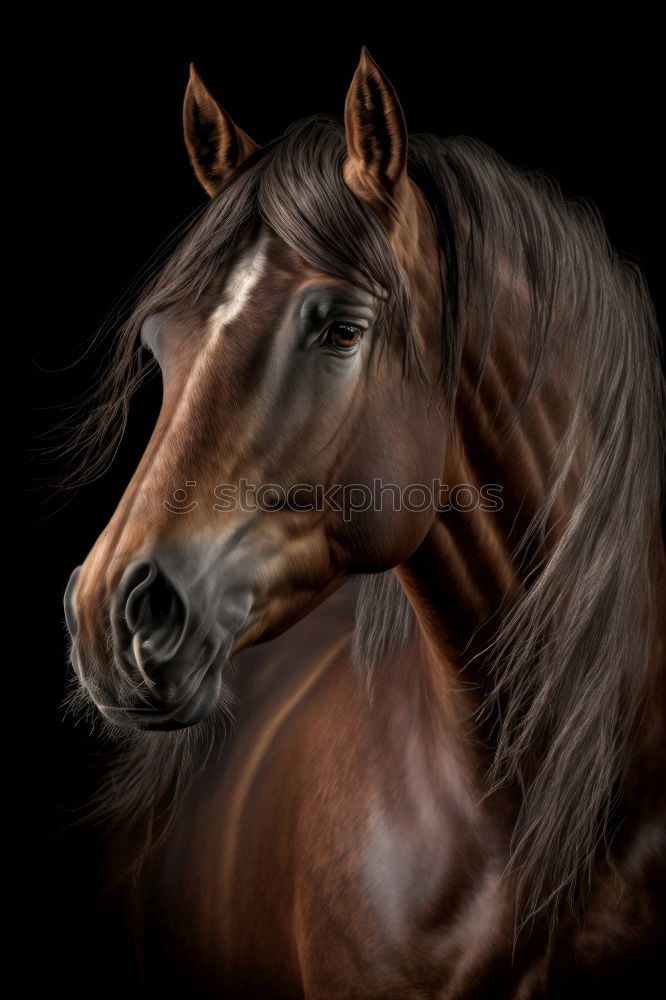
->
[396,314,562,665]
[393,288,666,824]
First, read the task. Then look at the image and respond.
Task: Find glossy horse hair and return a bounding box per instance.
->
[352,572,413,690]
[62,116,664,928]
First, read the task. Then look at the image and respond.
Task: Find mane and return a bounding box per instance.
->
[61,115,665,930]
[363,130,665,931]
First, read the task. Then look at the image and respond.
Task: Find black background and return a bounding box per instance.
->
[25,15,663,996]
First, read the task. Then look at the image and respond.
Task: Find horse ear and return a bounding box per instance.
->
[342,47,409,225]
[183,64,261,197]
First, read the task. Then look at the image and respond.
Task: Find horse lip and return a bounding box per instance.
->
[97,665,222,730]
[77,607,247,730]
[114,620,235,696]
[97,631,233,730]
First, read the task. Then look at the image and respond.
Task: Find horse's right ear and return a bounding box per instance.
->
[342,47,409,228]
[183,65,261,198]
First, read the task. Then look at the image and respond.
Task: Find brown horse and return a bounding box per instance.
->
[64,49,665,997]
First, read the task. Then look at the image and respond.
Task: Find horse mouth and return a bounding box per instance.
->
[95,663,223,731]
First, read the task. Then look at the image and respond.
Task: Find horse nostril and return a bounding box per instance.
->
[122,560,158,633]
[118,559,189,664]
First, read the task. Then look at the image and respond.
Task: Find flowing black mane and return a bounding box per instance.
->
[64,114,665,931]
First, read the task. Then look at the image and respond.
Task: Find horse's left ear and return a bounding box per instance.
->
[183,64,261,197]
[342,47,409,226]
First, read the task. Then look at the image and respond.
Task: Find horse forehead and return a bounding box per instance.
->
[254,229,338,283]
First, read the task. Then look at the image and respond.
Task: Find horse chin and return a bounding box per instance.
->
[142,666,223,731]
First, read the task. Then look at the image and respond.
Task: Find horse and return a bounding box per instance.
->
[63,48,665,997]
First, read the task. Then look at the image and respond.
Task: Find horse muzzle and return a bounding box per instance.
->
[64,554,249,731]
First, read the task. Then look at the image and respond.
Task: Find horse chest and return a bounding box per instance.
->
[120,641,662,997]
[135,648,520,996]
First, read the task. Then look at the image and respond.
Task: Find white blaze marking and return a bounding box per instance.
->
[165,227,269,434]
[208,227,270,333]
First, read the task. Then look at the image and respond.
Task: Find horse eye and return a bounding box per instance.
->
[326,322,363,350]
